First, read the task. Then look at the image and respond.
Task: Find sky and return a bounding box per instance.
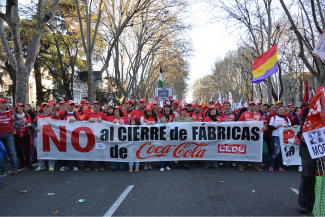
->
[184,2,238,102]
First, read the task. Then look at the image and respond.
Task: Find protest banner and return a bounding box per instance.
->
[37,119,263,162]
[303,88,325,159]
[279,127,302,166]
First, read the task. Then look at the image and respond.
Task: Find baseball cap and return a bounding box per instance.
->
[48,100,56,105]
[131,115,140,122]
[180,106,188,111]
[256,102,262,105]
[75,104,82,108]
[80,99,89,104]
[66,100,75,105]
[202,105,209,110]
[288,103,293,107]
[126,99,134,105]
[215,102,222,107]
[209,105,217,109]
[0,98,6,103]
[113,106,122,111]
[152,102,157,105]
[173,99,179,104]
[139,98,146,103]
[41,102,51,107]
[193,103,202,107]
[164,102,171,106]
[224,100,231,105]
[208,100,214,103]
[248,101,256,106]
[16,103,25,107]
[145,103,153,111]
[59,101,66,105]
[92,101,100,105]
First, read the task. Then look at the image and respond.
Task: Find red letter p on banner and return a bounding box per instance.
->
[43,125,67,152]
[283,129,295,144]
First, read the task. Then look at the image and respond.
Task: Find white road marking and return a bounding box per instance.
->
[1,163,38,178]
[103,185,134,217]
[290,188,299,195]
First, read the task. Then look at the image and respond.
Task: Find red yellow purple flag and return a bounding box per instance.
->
[252,44,278,84]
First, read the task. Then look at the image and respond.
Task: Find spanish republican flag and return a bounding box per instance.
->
[252,44,278,84]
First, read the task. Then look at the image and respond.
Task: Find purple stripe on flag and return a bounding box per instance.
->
[252,62,278,84]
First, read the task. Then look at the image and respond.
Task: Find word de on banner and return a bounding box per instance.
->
[279,127,301,166]
[37,119,264,162]
[303,88,325,159]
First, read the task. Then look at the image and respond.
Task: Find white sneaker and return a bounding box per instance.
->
[73,167,79,172]
[219,162,223,166]
[247,163,252,167]
[34,167,46,172]
[232,163,237,167]
[165,166,171,171]
[60,166,69,171]
[298,166,302,173]
[160,168,164,172]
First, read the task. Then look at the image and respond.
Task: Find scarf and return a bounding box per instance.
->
[276,114,289,124]
[208,114,220,122]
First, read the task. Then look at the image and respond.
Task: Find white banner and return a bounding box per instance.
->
[312,31,325,62]
[279,127,302,166]
[303,126,325,159]
[37,119,263,162]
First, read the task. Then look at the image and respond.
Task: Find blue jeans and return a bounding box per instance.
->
[206,161,219,168]
[270,136,283,167]
[86,161,106,168]
[0,133,18,171]
[111,162,125,170]
[159,161,168,169]
[129,162,139,168]
[31,131,37,161]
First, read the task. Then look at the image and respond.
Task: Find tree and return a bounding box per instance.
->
[0,0,60,104]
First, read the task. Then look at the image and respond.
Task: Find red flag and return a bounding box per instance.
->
[303,80,309,103]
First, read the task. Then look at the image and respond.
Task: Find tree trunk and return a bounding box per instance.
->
[15,68,29,104]
[34,58,44,105]
[5,61,16,105]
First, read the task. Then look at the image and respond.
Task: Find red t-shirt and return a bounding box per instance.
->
[130,109,145,119]
[57,111,82,121]
[105,115,116,122]
[107,117,126,124]
[203,116,224,122]
[123,110,134,124]
[159,113,175,123]
[172,107,181,116]
[0,109,15,134]
[143,115,158,124]
[220,112,236,122]
[239,111,263,121]
[190,111,204,122]
[83,112,106,121]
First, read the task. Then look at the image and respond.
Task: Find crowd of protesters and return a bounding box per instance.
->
[0,92,318,213]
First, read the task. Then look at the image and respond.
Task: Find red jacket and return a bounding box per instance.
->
[84,112,106,121]
[203,115,224,122]
[239,111,263,121]
[0,109,15,134]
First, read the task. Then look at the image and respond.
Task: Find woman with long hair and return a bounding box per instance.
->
[159,102,175,122]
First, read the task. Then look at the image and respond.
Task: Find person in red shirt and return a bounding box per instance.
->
[152,101,161,115]
[159,102,175,122]
[130,98,146,120]
[84,101,106,122]
[14,103,33,169]
[220,100,237,122]
[53,100,82,172]
[238,101,266,172]
[33,102,56,172]
[267,101,291,124]
[48,100,56,108]
[109,106,128,124]
[59,101,66,111]
[77,99,91,119]
[123,99,134,124]
[215,102,223,113]
[261,104,272,160]
[172,99,181,116]
[143,103,158,124]
[0,98,20,175]
[105,103,115,122]
[189,103,204,122]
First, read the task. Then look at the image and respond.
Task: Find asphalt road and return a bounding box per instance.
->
[0,161,313,216]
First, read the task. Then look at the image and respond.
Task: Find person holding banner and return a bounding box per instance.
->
[105,103,115,122]
[129,115,142,173]
[123,99,134,124]
[159,102,175,123]
[130,98,146,121]
[158,114,172,172]
[33,102,56,172]
[173,107,193,170]
[215,102,222,113]
[189,103,204,122]
[111,106,128,124]
[238,102,265,172]
[186,103,194,115]
[203,106,223,170]
[53,100,82,172]
[84,101,107,172]
[268,105,291,173]
[220,101,236,122]
[172,99,181,117]
[152,102,161,115]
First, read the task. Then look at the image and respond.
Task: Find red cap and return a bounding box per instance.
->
[59,101,66,105]
[173,99,179,104]
[126,99,134,105]
[180,106,188,111]
[152,102,157,105]
[92,101,99,105]
[48,100,56,105]
[164,102,171,106]
[80,99,89,104]
[224,100,231,105]
[257,102,262,105]
[209,105,217,109]
[0,98,7,103]
[121,104,126,107]
[139,98,146,103]
[193,103,202,107]
[131,115,140,122]
[288,103,293,107]
[145,103,153,111]
[215,102,222,107]
[202,105,209,110]
[248,101,256,106]
[75,104,81,108]
[184,103,188,107]
[208,100,214,103]
[41,102,51,107]
[113,106,122,111]
[16,103,25,107]
[66,100,75,105]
